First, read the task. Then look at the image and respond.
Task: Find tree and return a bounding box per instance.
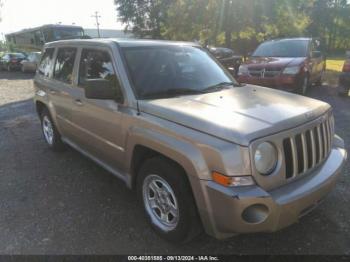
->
[162,0,219,43]
[114,0,350,53]
[308,0,350,52]
[114,0,172,39]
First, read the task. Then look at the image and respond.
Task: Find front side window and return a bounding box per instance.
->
[53,48,77,84]
[253,40,309,58]
[79,49,123,99]
[38,48,55,77]
[79,49,117,86]
[121,46,236,99]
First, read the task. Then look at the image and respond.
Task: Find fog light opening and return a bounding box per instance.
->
[242,204,269,224]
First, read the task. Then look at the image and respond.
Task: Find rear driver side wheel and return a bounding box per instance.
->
[40,108,65,151]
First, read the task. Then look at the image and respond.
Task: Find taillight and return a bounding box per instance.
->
[342,61,350,72]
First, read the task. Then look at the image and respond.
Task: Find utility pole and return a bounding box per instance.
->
[91,11,101,38]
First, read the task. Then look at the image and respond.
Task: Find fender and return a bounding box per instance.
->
[125,126,210,183]
[124,125,219,235]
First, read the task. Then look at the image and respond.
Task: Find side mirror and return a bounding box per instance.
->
[311,51,322,59]
[84,79,117,100]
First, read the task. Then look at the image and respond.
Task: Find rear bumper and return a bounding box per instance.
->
[238,75,302,92]
[198,146,347,239]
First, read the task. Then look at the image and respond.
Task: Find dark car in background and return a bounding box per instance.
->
[21,52,42,73]
[338,53,350,96]
[0,53,27,71]
[237,38,325,95]
[207,46,243,76]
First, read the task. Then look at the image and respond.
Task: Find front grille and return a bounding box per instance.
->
[283,114,334,179]
[249,67,282,78]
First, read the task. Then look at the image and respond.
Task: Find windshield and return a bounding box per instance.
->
[121,45,237,99]
[252,40,309,58]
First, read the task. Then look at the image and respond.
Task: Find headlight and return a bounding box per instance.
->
[238,65,250,76]
[282,66,301,75]
[254,142,278,175]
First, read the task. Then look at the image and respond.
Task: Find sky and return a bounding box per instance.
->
[0,0,124,40]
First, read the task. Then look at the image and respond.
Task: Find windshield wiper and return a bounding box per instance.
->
[202,82,238,93]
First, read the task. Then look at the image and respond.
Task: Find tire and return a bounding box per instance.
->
[137,157,202,243]
[40,108,65,151]
[298,75,309,95]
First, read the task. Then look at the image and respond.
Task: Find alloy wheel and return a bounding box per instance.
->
[42,116,54,145]
[143,174,179,232]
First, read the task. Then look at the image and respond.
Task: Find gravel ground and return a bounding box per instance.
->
[0,71,349,255]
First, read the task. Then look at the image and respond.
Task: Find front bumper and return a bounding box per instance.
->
[238,75,302,92]
[198,146,347,239]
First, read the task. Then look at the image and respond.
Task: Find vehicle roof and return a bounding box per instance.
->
[44,38,200,48]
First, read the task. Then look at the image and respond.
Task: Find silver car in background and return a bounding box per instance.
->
[21,52,41,73]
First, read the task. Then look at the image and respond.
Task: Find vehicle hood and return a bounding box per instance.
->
[139,85,330,146]
[244,57,305,68]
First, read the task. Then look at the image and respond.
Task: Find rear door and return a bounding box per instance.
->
[49,47,78,137]
[68,47,126,171]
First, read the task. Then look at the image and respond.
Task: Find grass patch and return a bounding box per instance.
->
[324,59,344,86]
[326,59,344,72]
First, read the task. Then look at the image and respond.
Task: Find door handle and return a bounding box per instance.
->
[74,99,84,106]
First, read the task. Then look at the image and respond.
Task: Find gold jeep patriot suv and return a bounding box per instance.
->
[34,39,347,243]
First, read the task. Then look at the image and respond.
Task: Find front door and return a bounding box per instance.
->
[69,48,126,172]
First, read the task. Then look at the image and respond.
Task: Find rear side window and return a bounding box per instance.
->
[38,48,54,77]
[53,48,77,84]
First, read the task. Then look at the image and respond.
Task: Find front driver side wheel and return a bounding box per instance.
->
[137,157,202,243]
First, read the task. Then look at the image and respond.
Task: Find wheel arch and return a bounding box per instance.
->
[35,100,47,117]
